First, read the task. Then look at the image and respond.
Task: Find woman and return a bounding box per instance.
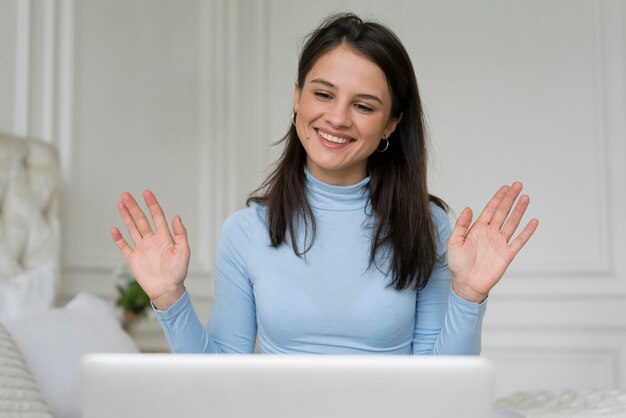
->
[111,13,538,354]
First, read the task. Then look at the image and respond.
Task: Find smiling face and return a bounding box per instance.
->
[293,44,401,186]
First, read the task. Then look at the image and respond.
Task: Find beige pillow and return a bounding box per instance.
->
[0,321,53,417]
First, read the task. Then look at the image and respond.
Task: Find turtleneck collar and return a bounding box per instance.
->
[304,168,370,211]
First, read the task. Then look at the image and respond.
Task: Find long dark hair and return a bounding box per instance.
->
[248,13,447,292]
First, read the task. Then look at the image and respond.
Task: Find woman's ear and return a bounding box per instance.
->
[384,112,403,138]
[293,81,301,113]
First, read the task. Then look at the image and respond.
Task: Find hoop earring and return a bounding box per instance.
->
[377,138,389,153]
[292,112,297,126]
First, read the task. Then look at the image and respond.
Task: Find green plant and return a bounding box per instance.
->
[116,279,151,315]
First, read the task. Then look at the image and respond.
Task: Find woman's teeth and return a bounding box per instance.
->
[317,129,350,144]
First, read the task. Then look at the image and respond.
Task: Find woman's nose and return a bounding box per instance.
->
[325,102,352,128]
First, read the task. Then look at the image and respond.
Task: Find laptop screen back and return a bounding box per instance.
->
[81,354,493,418]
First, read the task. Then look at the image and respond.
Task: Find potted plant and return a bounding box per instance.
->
[115,272,151,330]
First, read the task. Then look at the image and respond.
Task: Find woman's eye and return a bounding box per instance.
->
[314,91,332,100]
[355,103,374,113]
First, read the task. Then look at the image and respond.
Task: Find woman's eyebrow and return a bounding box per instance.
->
[310,78,383,105]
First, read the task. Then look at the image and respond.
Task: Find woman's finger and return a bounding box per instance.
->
[172,215,189,249]
[122,192,154,237]
[500,194,530,242]
[143,190,171,237]
[509,218,540,255]
[117,200,143,244]
[111,227,133,258]
[475,185,510,225]
[449,207,473,244]
[490,182,523,229]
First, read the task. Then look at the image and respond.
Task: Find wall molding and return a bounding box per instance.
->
[195,0,214,272]
[59,0,271,314]
[55,0,74,181]
[195,0,269,272]
[12,0,58,142]
[485,347,620,396]
[496,0,625,297]
[591,0,613,278]
[483,328,626,395]
[40,0,56,142]
[14,0,31,136]
[484,297,626,331]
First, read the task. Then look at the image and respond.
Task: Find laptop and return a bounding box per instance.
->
[81,354,494,418]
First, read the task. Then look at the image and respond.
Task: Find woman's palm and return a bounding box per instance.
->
[111,190,190,306]
[447,183,538,302]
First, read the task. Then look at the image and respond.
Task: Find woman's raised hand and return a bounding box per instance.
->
[111,190,190,310]
[447,183,539,303]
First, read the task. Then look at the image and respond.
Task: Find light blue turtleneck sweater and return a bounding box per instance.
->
[155,171,487,354]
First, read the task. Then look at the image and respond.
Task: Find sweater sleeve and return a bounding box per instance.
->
[412,204,487,355]
[153,209,258,353]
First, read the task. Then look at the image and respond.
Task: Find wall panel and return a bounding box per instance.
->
[62,0,206,292]
[484,329,626,396]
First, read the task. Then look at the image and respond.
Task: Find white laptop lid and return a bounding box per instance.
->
[81,354,493,418]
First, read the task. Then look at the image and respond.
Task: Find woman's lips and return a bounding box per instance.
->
[316,129,354,148]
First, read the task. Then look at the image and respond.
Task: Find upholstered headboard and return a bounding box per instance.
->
[0,132,60,283]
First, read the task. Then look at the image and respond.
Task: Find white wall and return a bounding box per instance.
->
[0,0,625,397]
